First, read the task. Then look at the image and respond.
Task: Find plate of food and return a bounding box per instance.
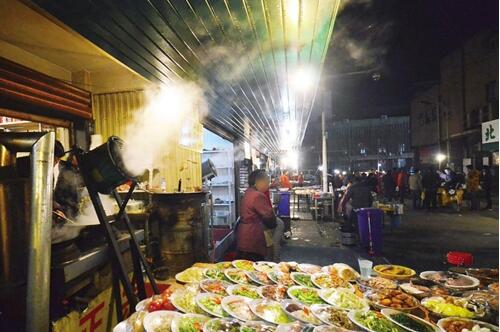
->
[268,271,295,287]
[365,289,420,311]
[318,288,369,311]
[240,320,277,332]
[489,282,499,294]
[348,310,401,332]
[171,314,209,332]
[195,293,229,318]
[276,262,300,274]
[465,268,499,286]
[421,296,478,319]
[249,299,294,325]
[254,261,278,273]
[259,285,288,301]
[203,318,241,332]
[399,283,433,299]
[247,270,274,285]
[276,322,307,332]
[216,262,233,270]
[381,309,439,332]
[311,273,354,290]
[233,260,255,271]
[225,268,250,284]
[221,295,258,322]
[143,310,182,332]
[321,264,360,282]
[227,284,262,299]
[171,289,204,314]
[298,264,322,275]
[437,317,499,332]
[281,300,322,325]
[123,311,147,332]
[373,265,416,281]
[310,304,358,331]
[287,286,326,305]
[356,277,398,291]
[291,272,316,288]
[199,279,231,296]
[313,325,348,332]
[175,267,206,284]
[203,268,226,281]
[419,271,480,290]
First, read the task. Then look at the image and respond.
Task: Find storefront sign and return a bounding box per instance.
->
[482,119,499,144]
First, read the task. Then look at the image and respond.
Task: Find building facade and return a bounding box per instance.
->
[329,115,413,171]
[411,30,499,170]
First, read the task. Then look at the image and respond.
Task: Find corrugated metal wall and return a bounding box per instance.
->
[92,91,202,192]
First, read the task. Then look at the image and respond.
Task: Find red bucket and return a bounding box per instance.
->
[447,251,473,266]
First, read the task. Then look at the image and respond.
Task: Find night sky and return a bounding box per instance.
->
[305,0,498,131]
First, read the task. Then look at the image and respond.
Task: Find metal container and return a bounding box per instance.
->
[149,192,209,274]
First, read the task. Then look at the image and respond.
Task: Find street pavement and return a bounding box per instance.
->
[281,203,499,271]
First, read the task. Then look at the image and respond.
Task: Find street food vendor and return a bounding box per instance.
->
[237,169,277,261]
[338,176,372,231]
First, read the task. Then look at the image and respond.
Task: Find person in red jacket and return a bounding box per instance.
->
[396,169,407,204]
[280,171,292,190]
[237,170,277,261]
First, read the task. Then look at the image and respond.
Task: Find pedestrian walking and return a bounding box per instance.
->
[481,166,493,210]
[409,169,423,209]
[396,169,408,204]
[466,165,481,211]
[422,167,439,210]
[383,170,396,201]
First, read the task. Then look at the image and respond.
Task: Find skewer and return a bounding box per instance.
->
[52,211,76,224]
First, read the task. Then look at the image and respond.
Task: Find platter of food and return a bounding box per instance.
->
[203,268,226,281]
[373,265,416,281]
[420,271,480,290]
[203,318,240,332]
[226,284,262,299]
[259,285,288,301]
[143,310,182,332]
[276,322,308,332]
[233,260,255,271]
[268,271,295,287]
[216,262,233,270]
[356,277,398,291]
[298,264,322,275]
[291,272,316,288]
[276,262,300,274]
[348,310,401,332]
[195,293,229,318]
[437,317,499,332]
[287,286,326,305]
[221,295,258,322]
[365,289,420,311]
[465,268,499,286]
[240,320,276,332]
[321,264,360,281]
[249,299,294,325]
[311,272,354,290]
[318,288,369,311]
[175,267,206,284]
[199,279,231,296]
[381,309,439,332]
[421,296,478,318]
[310,304,359,330]
[247,270,274,285]
[171,289,204,314]
[254,261,278,273]
[171,314,209,332]
[225,268,251,284]
[280,300,322,325]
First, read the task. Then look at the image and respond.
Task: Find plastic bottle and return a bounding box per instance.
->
[160,177,167,192]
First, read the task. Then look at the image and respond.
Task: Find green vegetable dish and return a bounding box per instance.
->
[204,268,226,281]
[172,314,209,332]
[228,285,261,299]
[291,273,316,288]
[171,290,204,314]
[349,310,401,332]
[204,319,241,332]
[391,313,434,332]
[287,286,325,305]
[196,293,229,318]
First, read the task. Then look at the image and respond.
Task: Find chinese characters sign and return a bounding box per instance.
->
[482,119,499,144]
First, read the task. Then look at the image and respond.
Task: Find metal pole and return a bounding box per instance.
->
[26,132,54,332]
[321,111,328,192]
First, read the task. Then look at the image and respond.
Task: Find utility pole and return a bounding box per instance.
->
[321,111,328,192]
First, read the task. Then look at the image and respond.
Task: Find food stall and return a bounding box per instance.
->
[113,260,499,332]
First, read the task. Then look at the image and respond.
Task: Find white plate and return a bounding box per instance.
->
[195,292,229,318]
[437,317,499,332]
[318,288,369,311]
[298,264,322,275]
[258,285,288,301]
[381,309,440,332]
[249,299,294,325]
[290,272,316,288]
[170,290,202,314]
[113,321,131,332]
[419,271,480,289]
[247,271,274,286]
[280,299,322,325]
[254,261,278,273]
[311,273,355,291]
[232,259,255,271]
[287,286,325,306]
[276,322,307,332]
[241,320,277,332]
[203,318,242,332]
[143,310,181,332]
[221,295,258,322]
[226,284,262,299]
[225,268,250,284]
[136,298,150,312]
[347,310,398,332]
[310,304,357,330]
[175,267,206,284]
[199,279,231,295]
[171,314,209,332]
[322,264,360,281]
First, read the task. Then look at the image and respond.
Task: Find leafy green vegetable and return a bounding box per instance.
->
[204,268,225,280]
[178,316,208,332]
[292,273,315,288]
[391,313,434,332]
[232,286,260,299]
[289,288,325,305]
[354,311,400,332]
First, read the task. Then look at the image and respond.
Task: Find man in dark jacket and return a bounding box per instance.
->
[237,170,277,261]
[339,176,372,231]
[481,166,493,210]
[383,170,396,201]
[422,167,440,210]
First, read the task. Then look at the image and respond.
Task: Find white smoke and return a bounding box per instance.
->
[74,192,116,226]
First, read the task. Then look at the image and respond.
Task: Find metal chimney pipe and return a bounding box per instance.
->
[0,132,54,332]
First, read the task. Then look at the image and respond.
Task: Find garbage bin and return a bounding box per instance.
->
[357,208,383,255]
[277,191,291,217]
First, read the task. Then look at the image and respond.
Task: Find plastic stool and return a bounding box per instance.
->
[447,251,473,266]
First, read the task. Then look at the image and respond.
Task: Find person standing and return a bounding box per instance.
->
[466,165,481,211]
[237,170,277,261]
[408,169,423,209]
[280,170,292,190]
[481,166,493,210]
[422,167,439,210]
[396,169,407,204]
[297,172,304,187]
[383,170,396,201]
[338,176,373,231]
